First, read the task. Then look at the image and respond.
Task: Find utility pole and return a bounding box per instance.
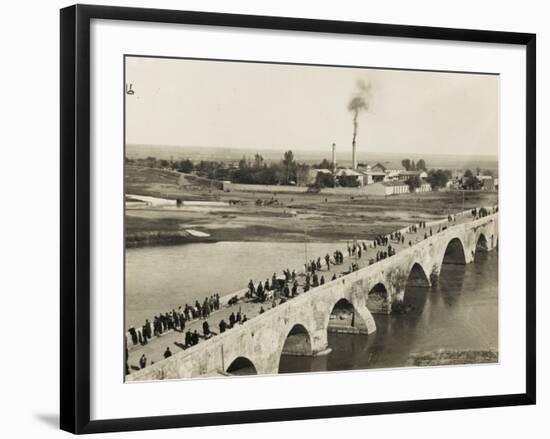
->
[287,160,290,185]
[304,223,309,267]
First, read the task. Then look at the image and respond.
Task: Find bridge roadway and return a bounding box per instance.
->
[126,207,498,380]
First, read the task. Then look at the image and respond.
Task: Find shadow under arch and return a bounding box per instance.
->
[367,283,389,314]
[439,238,467,306]
[442,237,466,265]
[327,298,370,335]
[406,263,431,288]
[226,356,257,375]
[401,262,431,313]
[280,323,313,357]
[476,233,489,254]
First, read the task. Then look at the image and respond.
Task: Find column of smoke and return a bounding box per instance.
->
[348,80,371,169]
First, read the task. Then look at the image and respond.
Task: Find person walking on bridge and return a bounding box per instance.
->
[179,313,185,331]
[139,354,147,369]
[163,347,172,359]
[291,281,298,297]
[128,326,138,345]
[202,320,210,338]
[248,280,255,297]
[219,319,227,333]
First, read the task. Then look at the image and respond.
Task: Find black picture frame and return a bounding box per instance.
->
[60,4,536,434]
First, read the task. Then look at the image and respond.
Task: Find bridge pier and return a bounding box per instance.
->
[393,287,405,304]
[429,263,442,286]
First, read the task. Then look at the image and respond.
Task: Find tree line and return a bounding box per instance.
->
[126,151,310,186]
[401,158,427,171]
[125,155,494,190]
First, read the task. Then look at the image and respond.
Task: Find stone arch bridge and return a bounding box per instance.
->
[128,213,498,380]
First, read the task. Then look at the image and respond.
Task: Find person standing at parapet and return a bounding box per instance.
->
[128,326,138,345]
[139,354,147,369]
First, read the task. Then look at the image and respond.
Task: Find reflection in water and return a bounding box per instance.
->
[438,263,466,307]
[279,250,498,373]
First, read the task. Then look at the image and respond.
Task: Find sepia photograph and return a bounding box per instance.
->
[123,55,499,381]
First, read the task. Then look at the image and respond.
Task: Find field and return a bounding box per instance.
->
[125,166,498,247]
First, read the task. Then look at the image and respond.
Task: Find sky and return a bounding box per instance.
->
[125,56,499,158]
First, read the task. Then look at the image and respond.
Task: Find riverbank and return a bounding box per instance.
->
[126,230,216,248]
[125,166,498,248]
[405,349,498,366]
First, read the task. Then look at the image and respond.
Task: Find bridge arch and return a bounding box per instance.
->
[327,298,370,334]
[406,262,431,288]
[280,323,313,357]
[367,282,389,313]
[397,262,432,312]
[226,356,257,375]
[476,233,489,253]
[441,237,466,265]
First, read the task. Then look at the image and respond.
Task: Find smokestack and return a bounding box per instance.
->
[347,80,370,170]
[331,143,336,170]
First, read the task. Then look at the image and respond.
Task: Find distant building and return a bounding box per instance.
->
[362,180,431,196]
[371,163,387,173]
[396,170,428,181]
[356,169,386,185]
[306,162,430,190]
[306,168,333,186]
[334,168,364,186]
[368,181,409,196]
[476,175,496,190]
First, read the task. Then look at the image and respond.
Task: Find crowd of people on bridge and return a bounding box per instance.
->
[127,293,221,348]
[127,205,497,373]
[472,206,494,219]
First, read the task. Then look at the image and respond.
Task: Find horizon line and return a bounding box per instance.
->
[126,143,499,160]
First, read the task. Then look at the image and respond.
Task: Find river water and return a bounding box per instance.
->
[280,249,498,373]
[126,241,347,328]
